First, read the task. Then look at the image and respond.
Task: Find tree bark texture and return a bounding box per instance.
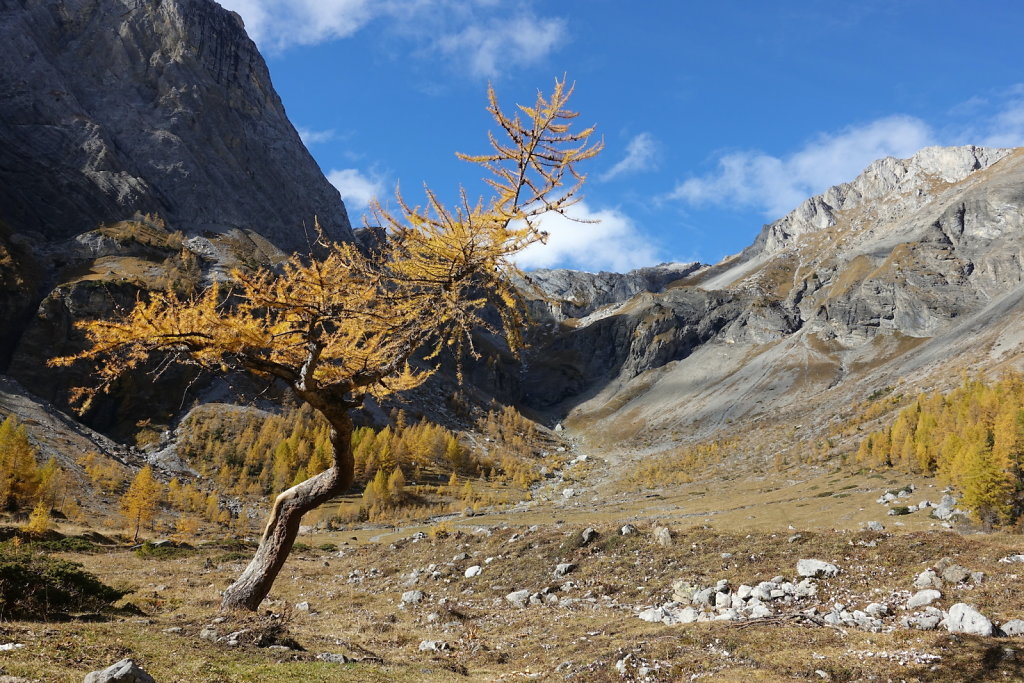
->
[220,414,354,611]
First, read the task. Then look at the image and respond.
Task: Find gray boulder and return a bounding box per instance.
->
[83,659,156,683]
[653,526,673,547]
[1001,619,1024,636]
[796,559,840,578]
[506,590,531,608]
[907,589,942,609]
[946,603,994,636]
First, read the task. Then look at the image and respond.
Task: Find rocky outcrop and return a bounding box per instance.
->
[519,262,704,322]
[748,145,1012,259]
[0,0,351,252]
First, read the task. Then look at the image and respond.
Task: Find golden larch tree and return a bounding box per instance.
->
[53,78,600,611]
[120,465,162,542]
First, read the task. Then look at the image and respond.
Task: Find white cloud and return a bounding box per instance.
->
[219,0,375,51]
[599,132,659,181]
[327,168,385,212]
[513,201,660,273]
[435,14,566,79]
[296,127,336,145]
[669,116,935,219]
[979,96,1024,148]
[217,0,565,77]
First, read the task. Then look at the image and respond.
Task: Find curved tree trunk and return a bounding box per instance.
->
[221,414,354,611]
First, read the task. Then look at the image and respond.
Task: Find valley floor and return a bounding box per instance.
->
[3,446,1024,682]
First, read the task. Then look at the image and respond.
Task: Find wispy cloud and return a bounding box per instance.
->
[296,127,336,145]
[218,0,565,78]
[669,86,1024,221]
[220,0,375,51]
[599,133,659,182]
[669,116,935,219]
[513,201,660,272]
[435,14,566,79]
[327,168,386,213]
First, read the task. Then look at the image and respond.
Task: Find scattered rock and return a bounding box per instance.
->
[653,526,673,547]
[317,653,355,663]
[907,589,942,609]
[554,563,577,577]
[865,602,891,617]
[506,590,531,608]
[580,528,598,545]
[464,565,482,578]
[83,659,156,683]
[295,601,311,612]
[418,640,451,652]
[865,521,885,532]
[796,559,840,578]
[913,568,942,589]
[401,590,425,605]
[1001,619,1024,636]
[562,488,576,499]
[199,627,219,641]
[999,554,1024,564]
[946,603,994,636]
[901,606,945,631]
[620,524,637,536]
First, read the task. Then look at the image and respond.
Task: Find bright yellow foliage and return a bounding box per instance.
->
[0,415,41,511]
[52,78,601,421]
[856,374,1024,524]
[120,465,162,542]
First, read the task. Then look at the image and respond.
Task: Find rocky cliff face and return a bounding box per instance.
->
[519,262,704,322]
[515,146,1024,452]
[0,0,354,443]
[0,0,351,252]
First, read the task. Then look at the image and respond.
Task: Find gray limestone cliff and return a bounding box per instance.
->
[0,0,351,252]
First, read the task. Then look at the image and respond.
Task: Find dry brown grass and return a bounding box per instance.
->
[4,503,1024,682]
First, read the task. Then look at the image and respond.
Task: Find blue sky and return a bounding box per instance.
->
[218,0,1024,272]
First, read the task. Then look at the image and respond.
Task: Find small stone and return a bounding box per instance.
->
[419,640,450,652]
[199,627,218,641]
[506,589,531,608]
[554,563,577,577]
[638,607,666,623]
[653,526,673,547]
[562,488,576,499]
[162,627,183,634]
[865,521,885,532]
[1001,619,1024,636]
[580,528,598,545]
[907,589,942,609]
[295,601,311,612]
[83,659,156,683]
[317,653,353,663]
[691,587,715,606]
[620,524,637,536]
[913,568,942,589]
[946,603,994,636]
[401,590,425,605]
[464,565,482,578]
[941,565,971,585]
[865,602,890,617]
[453,552,469,562]
[797,559,840,578]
